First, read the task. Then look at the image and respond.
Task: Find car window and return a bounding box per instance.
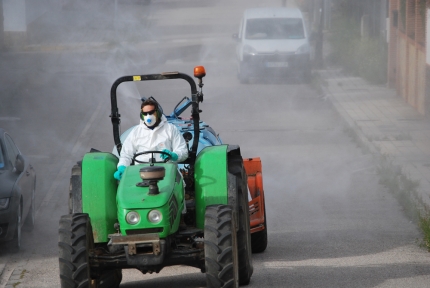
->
[4,134,20,167]
[245,18,305,40]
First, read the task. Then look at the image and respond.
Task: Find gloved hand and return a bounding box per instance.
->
[114,165,126,180]
[160,149,178,161]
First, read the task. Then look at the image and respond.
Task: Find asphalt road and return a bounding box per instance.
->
[1,0,430,287]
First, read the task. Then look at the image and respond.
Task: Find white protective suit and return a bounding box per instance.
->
[117,115,188,167]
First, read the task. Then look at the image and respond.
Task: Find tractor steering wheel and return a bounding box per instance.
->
[132,151,171,164]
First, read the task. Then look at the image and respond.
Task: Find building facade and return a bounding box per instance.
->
[388,0,428,115]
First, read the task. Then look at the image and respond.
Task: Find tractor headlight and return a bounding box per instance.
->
[148,210,162,224]
[126,211,140,225]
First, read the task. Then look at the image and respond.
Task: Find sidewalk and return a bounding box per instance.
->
[319,67,430,207]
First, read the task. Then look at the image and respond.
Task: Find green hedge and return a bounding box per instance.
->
[327,16,387,84]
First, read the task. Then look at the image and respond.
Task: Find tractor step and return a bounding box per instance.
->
[177,227,202,236]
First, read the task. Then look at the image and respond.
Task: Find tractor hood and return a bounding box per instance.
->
[116,163,180,210]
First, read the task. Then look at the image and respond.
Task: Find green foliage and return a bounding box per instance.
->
[327,16,387,84]
[419,216,430,251]
[377,157,420,223]
[345,123,430,249]
[376,155,430,250]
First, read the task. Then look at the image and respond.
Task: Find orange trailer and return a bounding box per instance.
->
[244,157,267,253]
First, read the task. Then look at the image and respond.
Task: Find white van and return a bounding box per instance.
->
[233,7,312,83]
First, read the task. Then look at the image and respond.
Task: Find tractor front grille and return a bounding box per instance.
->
[126,228,163,235]
[169,195,179,228]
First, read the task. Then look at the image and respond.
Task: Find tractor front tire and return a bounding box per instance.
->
[204,205,239,288]
[58,214,122,288]
[59,214,93,288]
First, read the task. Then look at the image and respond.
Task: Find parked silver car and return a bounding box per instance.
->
[233,7,312,83]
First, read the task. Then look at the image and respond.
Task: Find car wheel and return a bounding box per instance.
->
[24,184,35,231]
[238,63,249,84]
[10,201,22,252]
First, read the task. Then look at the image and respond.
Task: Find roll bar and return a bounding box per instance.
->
[110,71,204,166]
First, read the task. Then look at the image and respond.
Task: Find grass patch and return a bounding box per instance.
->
[377,156,420,223]
[345,125,430,250]
[343,126,371,154]
[419,216,430,250]
[376,155,430,250]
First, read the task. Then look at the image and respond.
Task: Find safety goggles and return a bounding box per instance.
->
[141,109,156,116]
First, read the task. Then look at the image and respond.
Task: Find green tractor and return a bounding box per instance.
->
[58,66,253,288]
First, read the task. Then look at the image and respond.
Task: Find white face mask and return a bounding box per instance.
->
[144,114,156,127]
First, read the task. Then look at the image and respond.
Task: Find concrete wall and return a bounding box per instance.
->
[3,0,26,48]
[388,0,428,115]
[2,0,62,49]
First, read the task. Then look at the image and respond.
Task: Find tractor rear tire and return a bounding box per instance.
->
[251,209,267,253]
[204,205,239,288]
[58,213,122,288]
[238,63,249,84]
[228,155,253,285]
[68,163,82,214]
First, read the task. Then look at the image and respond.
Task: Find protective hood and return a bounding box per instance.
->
[117,114,188,167]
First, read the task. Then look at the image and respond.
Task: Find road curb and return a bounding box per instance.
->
[317,68,430,212]
[4,267,25,288]
[0,263,5,282]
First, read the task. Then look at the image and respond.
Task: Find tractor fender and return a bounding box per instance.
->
[194,145,228,229]
[81,152,119,243]
[227,145,243,230]
[194,145,243,230]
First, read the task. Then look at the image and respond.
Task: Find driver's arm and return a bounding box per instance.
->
[117,130,136,167]
[170,126,188,162]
